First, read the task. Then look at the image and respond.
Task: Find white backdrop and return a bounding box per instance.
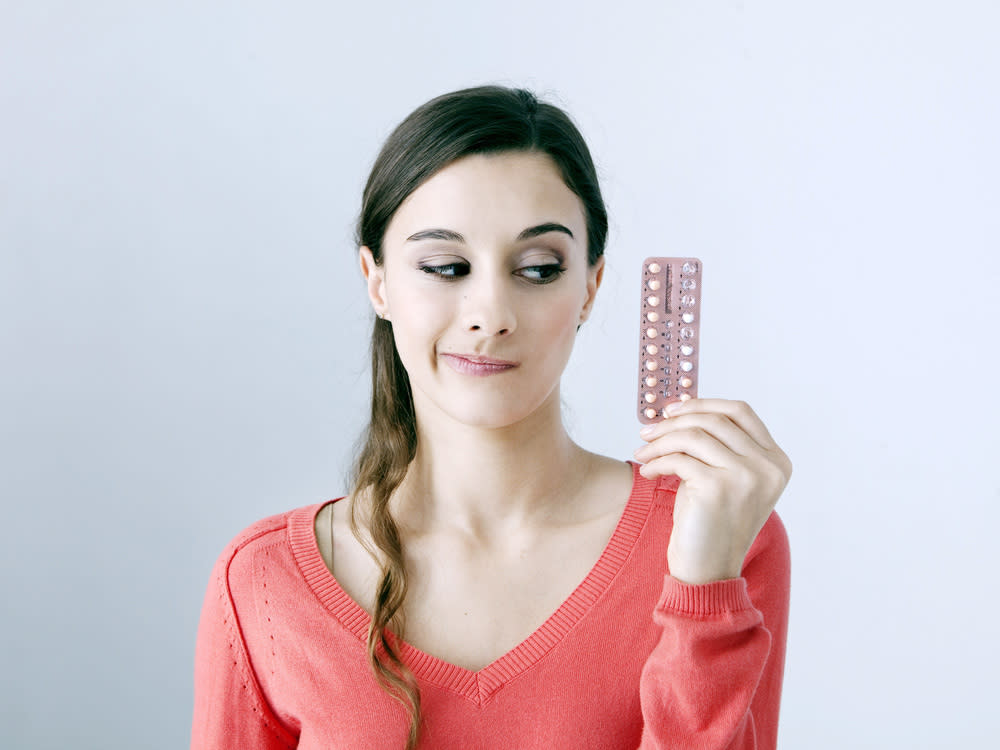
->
[3,2,998,748]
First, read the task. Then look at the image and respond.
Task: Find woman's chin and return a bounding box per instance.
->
[420,398,552,433]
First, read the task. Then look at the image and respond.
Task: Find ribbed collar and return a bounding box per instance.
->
[287,459,666,705]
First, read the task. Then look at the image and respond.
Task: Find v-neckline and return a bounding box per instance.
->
[287,459,660,705]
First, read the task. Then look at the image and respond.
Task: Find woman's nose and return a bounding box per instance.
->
[462,275,517,336]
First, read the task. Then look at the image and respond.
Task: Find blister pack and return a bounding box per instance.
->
[636,257,703,424]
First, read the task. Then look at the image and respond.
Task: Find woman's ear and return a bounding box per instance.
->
[579,255,605,324]
[359,246,390,320]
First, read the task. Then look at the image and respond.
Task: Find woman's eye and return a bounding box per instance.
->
[518,264,566,283]
[418,263,470,279]
[417,262,565,283]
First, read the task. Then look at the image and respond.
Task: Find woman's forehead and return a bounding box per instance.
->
[385,152,587,244]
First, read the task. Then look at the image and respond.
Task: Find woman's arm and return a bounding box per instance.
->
[632,398,793,748]
[637,511,790,749]
[191,545,298,750]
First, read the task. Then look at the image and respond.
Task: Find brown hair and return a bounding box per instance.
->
[347,84,608,748]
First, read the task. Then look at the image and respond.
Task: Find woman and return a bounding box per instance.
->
[191,85,792,750]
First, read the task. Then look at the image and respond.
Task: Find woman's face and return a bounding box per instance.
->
[360,150,604,431]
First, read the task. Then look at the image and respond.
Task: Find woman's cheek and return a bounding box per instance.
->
[537,295,583,348]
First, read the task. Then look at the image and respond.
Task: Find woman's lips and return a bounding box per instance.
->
[440,354,518,376]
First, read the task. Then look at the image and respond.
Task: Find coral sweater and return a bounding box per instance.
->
[191,461,790,749]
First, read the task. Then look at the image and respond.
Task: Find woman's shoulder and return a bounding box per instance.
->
[208,502,329,581]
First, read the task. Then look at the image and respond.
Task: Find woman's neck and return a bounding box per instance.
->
[386,395,596,546]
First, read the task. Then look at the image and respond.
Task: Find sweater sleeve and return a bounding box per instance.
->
[637,511,791,750]
[190,543,298,750]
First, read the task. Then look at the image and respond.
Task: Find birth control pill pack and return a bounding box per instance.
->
[636,257,703,424]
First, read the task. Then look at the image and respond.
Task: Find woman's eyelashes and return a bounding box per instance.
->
[418,262,470,279]
[416,262,566,284]
[519,264,566,283]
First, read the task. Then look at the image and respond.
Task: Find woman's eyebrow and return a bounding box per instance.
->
[518,222,574,241]
[405,222,575,244]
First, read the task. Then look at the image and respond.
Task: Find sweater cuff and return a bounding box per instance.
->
[656,574,755,617]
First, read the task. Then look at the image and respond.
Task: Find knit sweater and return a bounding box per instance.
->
[191,460,790,749]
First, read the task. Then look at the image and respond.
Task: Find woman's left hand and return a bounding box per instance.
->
[632,398,793,585]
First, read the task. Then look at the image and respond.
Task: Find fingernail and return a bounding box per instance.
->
[666,402,684,415]
[640,425,655,437]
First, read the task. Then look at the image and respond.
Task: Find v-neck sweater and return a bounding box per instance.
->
[191,461,790,749]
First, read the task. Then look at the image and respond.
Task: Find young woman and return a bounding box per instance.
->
[191,85,792,750]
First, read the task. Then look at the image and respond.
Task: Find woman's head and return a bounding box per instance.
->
[361,150,603,431]
[356,85,609,432]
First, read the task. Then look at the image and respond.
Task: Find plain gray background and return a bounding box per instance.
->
[3,1,998,748]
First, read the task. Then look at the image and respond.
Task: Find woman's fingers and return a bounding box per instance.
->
[635,414,759,464]
[642,398,780,452]
[637,398,792,479]
[636,452,708,482]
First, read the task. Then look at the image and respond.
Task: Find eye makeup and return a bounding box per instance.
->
[418,262,469,278]
[516,263,566,283]
[637,257,702,423]
[415,254,566,284]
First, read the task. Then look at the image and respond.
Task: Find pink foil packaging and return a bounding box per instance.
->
[636,257,703,424]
